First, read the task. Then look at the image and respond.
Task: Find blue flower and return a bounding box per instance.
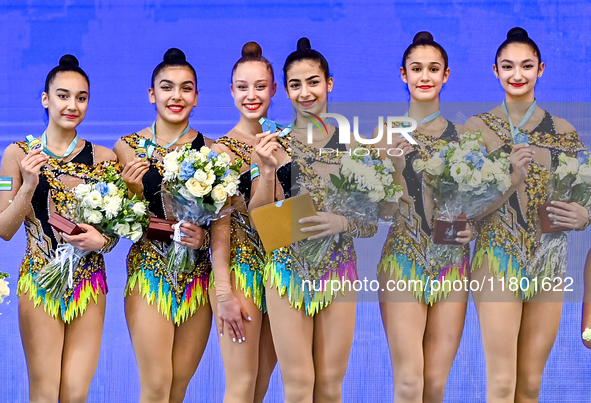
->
[207,150,219,160]
[362,156,372,165]
[465,152,485,169]
[439,146,449,158]
[96,182,109,197]
[179,161,196,181]
[479,145,489,157]
[223,170,230,178]
[514,132,529,145]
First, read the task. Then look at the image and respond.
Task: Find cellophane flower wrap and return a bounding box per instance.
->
[0,272,9,305]
[526,152,591,280]
[36,166,150,300]
[414,129,511,271]
[292,145,402,271]
[161,145,242,274]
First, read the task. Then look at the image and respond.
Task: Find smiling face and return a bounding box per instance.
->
[42,71,89,130]
[401,45,449,103]
[494,42,544,102]
[149,66,198,124]
[285,59,333,117]
[231,61,276,120]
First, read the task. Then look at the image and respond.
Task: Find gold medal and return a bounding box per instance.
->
[135,147,148,160]
[28,138,43,153]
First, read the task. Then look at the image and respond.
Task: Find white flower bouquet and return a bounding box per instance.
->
[293,146,402,270]
[414,130,511,272]
[36,166,150,300]
[0,272,9,305]
[527,153,591,284]
[161,145,242,274]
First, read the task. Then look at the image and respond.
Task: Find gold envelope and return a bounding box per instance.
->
[251,193,321,252]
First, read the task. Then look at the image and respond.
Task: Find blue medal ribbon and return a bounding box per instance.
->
[259,117,293,137]
[33,131,79,159]
[501,99,537,144]
[151,121,191,151]
[404,109,441,125]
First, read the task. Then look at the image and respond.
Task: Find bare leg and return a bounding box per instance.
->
[422,290,468,403]
[59,293,106,403]
[514,289,563,403]
[265,286,314,403]
[211,287,262,403]
[169,302,212,403]
[472,255,522,403]
[312,291,357,403]
[253,313,277,403]
[125,288,174,403]
[379,276,427,403]
[19,292,64,403]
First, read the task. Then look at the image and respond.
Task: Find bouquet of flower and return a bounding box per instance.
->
[292,146,402,271]
[413,130,511,272]
[0,272,9,305]
[526,153,591,283]
[36,166,150,300]
[161,145,242,274]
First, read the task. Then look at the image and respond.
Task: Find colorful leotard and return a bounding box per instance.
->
[16,141,118,323]
[378,120,470,304]
[121,133,211,324]
[263,130,377,316]
[213,133,265,311]
[469,108,584,299]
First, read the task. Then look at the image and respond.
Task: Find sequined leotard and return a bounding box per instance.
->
[264,130,377,316]
[16,141,118,323]
[378,120,471,304]
[121,133,211,324]
[469,108,584,298]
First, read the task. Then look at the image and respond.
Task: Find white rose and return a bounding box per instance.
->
[204,171,216,185]
[368,187,386,203]
[413,158,426,173]
[555,164,569,181]
[131,202,147,216]
[163,152,181,175]
[113,222,130,237]
[107,183,119,196]
[450,162,470,183]
[497,174,512,193]
[74,183,92,199]
[186,178,212,198]
[215,153,232,167]
[0,278,9,304]
[103,195,122,219]
[468,169,483,188]
[193,169,208,182]
[480,160,495,181]
[425,157,445,176]
[200,146,212,157]
[566,156,579,176]
[382,157,395,172]
[224,181,238,196]
[583,328,591,342]
[179,186,194,200]
[128,222,144,243]
[381,173,394,186]
[211,184,228,203]
[83,190,103,209]
[462,140,480,151]
[83,208,103,224]
[449,148,468,164]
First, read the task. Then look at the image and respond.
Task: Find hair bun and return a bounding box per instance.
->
[59,54,79,68]
[163,48,187,62]
[413,31,434,44]
[507,27,528,40]
[242,42,262,57]
[297,37,312,51]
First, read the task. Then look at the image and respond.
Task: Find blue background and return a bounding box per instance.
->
[1,1,590,401]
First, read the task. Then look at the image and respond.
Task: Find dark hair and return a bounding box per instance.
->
[402,31,449,71]
[232,42,274,81]
[283,37,330,85]
[151,48,197,87]
[44,54,89,93]
[495,27,541,65]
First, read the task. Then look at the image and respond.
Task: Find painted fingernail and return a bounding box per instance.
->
[220,333,223,337]
[238,339,243,344]
[232,338,236,343]
[242,337,246,341]
[298,219,304,224]
[247,316,252,321]
[546,207,551,211]
[455,238,460,242]
[550,201,555,205]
